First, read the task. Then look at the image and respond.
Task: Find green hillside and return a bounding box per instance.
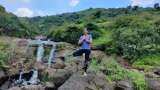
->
[0,4,160,90]
[0,4,160,69]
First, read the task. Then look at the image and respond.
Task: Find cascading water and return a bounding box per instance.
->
[27,69,40,85]
[12,69,40,86]
[14,69,24,86]
[48,46,56,67]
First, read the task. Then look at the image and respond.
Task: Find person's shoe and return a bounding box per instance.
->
[83,72,87,76]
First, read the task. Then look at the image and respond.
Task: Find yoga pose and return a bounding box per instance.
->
[73,28,92,76]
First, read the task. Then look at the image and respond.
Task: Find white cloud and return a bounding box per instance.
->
[7,0,31,3]
[14,8,34,17]
[36,10,46,16]
[69,0,80,7]
[131,0,160,7]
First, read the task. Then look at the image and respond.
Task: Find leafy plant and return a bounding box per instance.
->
[133,54,160,72]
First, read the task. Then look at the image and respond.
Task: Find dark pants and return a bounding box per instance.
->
[73,49,91,72]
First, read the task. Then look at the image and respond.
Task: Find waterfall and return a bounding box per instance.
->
[27,69,40,85]
[48,46,56,67]
[14,69,24,85]
[37,44,44,62]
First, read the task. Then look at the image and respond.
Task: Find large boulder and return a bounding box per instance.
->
[21,85,45,90]
[44,82,55,90]
[51,69,72,87]
[8,86,21,90]
[8,85,45,90]
[52,59,66,69]
[58,73,113,90]
[0,70,7,86]
[154,68,160,76]
[0,81,10,90]
[147,78,160,90]
[41,68,72,89]
[0,70,5,79]
[115,80,133,90]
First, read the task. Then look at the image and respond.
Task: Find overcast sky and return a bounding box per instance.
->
[0,0,160,17]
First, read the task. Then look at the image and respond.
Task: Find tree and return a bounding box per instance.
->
[154,3,160,10]
[132,6,139,11]
[94,10,102,18]
[0,5,5,12]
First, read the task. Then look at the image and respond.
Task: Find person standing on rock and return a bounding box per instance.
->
[73,28,92,76]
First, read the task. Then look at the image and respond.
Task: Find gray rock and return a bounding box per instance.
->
[154,68,160,76]
[0,70,7,87]
[0,70,5,78]
[45,82,55,90]
[147,78,160,90]
[0,81,10,90]
[8,86,21,90]
[52,69,72,87]
[21,85,45,90]
[42,68,72,88]
[58,73,113,90]
[52,60,66,69]
[115,80,133,90]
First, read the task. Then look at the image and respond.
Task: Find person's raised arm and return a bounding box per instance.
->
[85,35,92,44]
[78,36,84,45]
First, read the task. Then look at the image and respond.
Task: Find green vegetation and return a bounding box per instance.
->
[0,5,159,62]
[89,57,147,90]
[127,70,147,90]
[0,6,34,37]
[0,4,159,89]
[0,41,9,69]
[133,54,160,72]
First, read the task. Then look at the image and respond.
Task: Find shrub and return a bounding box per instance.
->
[133,54,160,71]
[89,57,148,89]
[0,51,9,69]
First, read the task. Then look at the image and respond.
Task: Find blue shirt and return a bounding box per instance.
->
[79,34,92,49]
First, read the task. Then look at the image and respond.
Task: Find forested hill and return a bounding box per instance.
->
[0,4,159,38]
[0,4,160,61]
[0,5,34,37]
[21,6,152,35]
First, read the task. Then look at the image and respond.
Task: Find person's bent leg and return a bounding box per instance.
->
[73,49,83,57]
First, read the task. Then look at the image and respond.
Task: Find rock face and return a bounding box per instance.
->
[44,82,55,90]
[115,80,133,90]
[8,85,45,90]
[0,70,5,78]
[58,73,113,90]
[154,68,160,76]
[52,59,66,69]
[8,86,21,90]
[147,78,160,90]
[0,70,7,87]
[21,85,45,90]
[41,68,72,89]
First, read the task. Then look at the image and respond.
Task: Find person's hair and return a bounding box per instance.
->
[83,28,89,33]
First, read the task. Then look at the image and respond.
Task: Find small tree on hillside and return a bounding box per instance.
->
[132,6,139,11]
[154,3,160,10]
[0,5,5,12]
